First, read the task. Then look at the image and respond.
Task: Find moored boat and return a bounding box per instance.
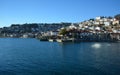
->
[48,39,56,42]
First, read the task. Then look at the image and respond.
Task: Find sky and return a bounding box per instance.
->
[0,0,120,27]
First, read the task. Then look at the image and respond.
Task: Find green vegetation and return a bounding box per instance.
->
[114,14,120,20]
[59,28,67,35]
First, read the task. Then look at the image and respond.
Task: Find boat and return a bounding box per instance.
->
[48,39,56,42]
[39,38,48,41]
[39,36,48,41]
[56,39,72,42]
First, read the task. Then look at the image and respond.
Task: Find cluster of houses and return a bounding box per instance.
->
[0,16,120,42]
[0,23,71,38]
[39,16,120,42]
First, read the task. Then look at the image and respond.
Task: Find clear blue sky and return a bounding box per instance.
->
[0,0,120,27]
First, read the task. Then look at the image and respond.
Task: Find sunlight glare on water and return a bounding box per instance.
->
[92,43,101,49]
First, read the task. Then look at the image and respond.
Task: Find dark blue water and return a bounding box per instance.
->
[0,38,120,75]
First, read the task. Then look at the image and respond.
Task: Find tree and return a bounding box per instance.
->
[59,28,67,36]
[114,14,120,20]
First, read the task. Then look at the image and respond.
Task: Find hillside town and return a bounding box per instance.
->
[0,14,120,42]
[0,23,71,38]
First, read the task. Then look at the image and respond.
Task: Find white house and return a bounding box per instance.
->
[96,16,104,20]
[95,27,100,30]
[69,24,77,29]
[113,20,120,25]
[94,21,100,25]
[104,22,111,26]
[50,31,59,36]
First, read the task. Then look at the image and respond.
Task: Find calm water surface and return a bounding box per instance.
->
[0,38,120,75]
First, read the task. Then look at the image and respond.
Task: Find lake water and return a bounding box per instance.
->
[0,38,120,75]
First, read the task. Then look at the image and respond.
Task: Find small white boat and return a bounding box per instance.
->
[49,39,56,42]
